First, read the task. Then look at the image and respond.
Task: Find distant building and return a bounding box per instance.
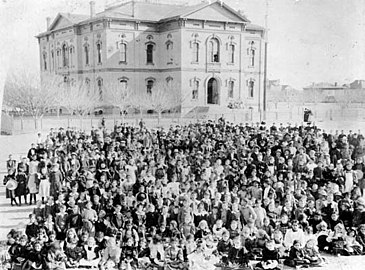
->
[303,81,365,103]
[36,0,267,114]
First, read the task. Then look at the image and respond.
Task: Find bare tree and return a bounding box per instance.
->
[4,71,61,129]
[130,80,182,125]
[103,80,132,123]
[57,79,100,128]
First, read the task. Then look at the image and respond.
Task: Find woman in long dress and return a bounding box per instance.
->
[28,155,39,205]
[38,167,51,204]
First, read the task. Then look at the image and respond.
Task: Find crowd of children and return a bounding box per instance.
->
[3,120,365,270]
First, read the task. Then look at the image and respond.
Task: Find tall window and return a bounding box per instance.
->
[43,53,47,71]
[84,45,89,65]
[229,44,235,64]
[62,44,68,67]
[146,79,154,94]
[208,38,219,62]
[85,78,91,95]
[56,50,61,68]
[69,46,74,67]
[192,42,199,62]
[192,80,199,100]
[166,42,173,63]
[97,79,103,101]
[248,80,254,98]
[146,44,154,64]
[97,43,102,64]
[119,43,127,63]
[228,81,234,98]
[166,77,173,89]
[51,50,54,71]
[248,41,256,67]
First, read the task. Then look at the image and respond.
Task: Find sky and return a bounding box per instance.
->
[0,0,364,89]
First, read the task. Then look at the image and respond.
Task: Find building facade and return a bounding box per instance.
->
[37,0,267,114]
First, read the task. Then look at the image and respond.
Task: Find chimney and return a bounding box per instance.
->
[46,17,51,30]
[90,1,95,18]
[334,82,338,86]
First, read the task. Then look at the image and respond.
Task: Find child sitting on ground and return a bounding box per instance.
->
[344,228,362,255]
[255,239,280,270]
[216,230,231,266]
[303,239,325,266]
[228,236,249,268]
[284,240,311,268]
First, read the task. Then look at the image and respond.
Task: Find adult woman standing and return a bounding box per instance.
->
[38,166,51,204]
[15,166,28,205]
[28,155,39,205]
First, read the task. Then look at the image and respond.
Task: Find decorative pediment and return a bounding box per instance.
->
[183,2,249,23]
[48,14,74,31]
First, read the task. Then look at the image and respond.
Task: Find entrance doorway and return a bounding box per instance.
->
[207,78,219,104]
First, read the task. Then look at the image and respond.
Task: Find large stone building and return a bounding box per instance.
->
[36,0,267,114]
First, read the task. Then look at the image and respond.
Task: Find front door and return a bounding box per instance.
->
[207,78,219,104]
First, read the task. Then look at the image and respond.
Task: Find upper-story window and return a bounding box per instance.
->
[229,44,235,64]
[119,43,127,63]
[248,41,256,67]
[248,79,255,98]
[166,41,173,64]
[96,42,102,64]
[228,80,234,98]
[51,50,54,71]
[84,44,89,65]
[62,44,68,67]
[192,42,199,62]
[56,49,61,69]
[42,52,47,71]
[146,79,154,94]
[146,44,154,64]
[69,46,74,67]
[208,38,220,63]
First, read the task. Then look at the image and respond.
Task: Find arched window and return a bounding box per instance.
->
[146,79,154,94]
[228,80,234,98]
[56,50,61,68]
[96,42,102,64]
[146,44,154,64]
[51,50,54,71]
[62,44,68,67]
[229,44,235,64]
[119,43,127,63]
[248,80,254,98]
[84,45,89,65]
[69,46,74,67]
[208,38,219,63]
[166,77,173,89]
[43,52,47,71]
[192,80,199,100]
[192,42,199,62]
[248,41,256,67]
[97,78,103,101]
[166,42,173,64]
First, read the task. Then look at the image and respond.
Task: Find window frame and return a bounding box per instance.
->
[146,43,155,64]
[96,42,102,65]
[208,38,220,63]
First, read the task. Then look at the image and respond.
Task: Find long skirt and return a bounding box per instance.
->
[28,174,38,194]
[39,180,50,198]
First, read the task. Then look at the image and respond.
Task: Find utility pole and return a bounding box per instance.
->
[263,0,269,118]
